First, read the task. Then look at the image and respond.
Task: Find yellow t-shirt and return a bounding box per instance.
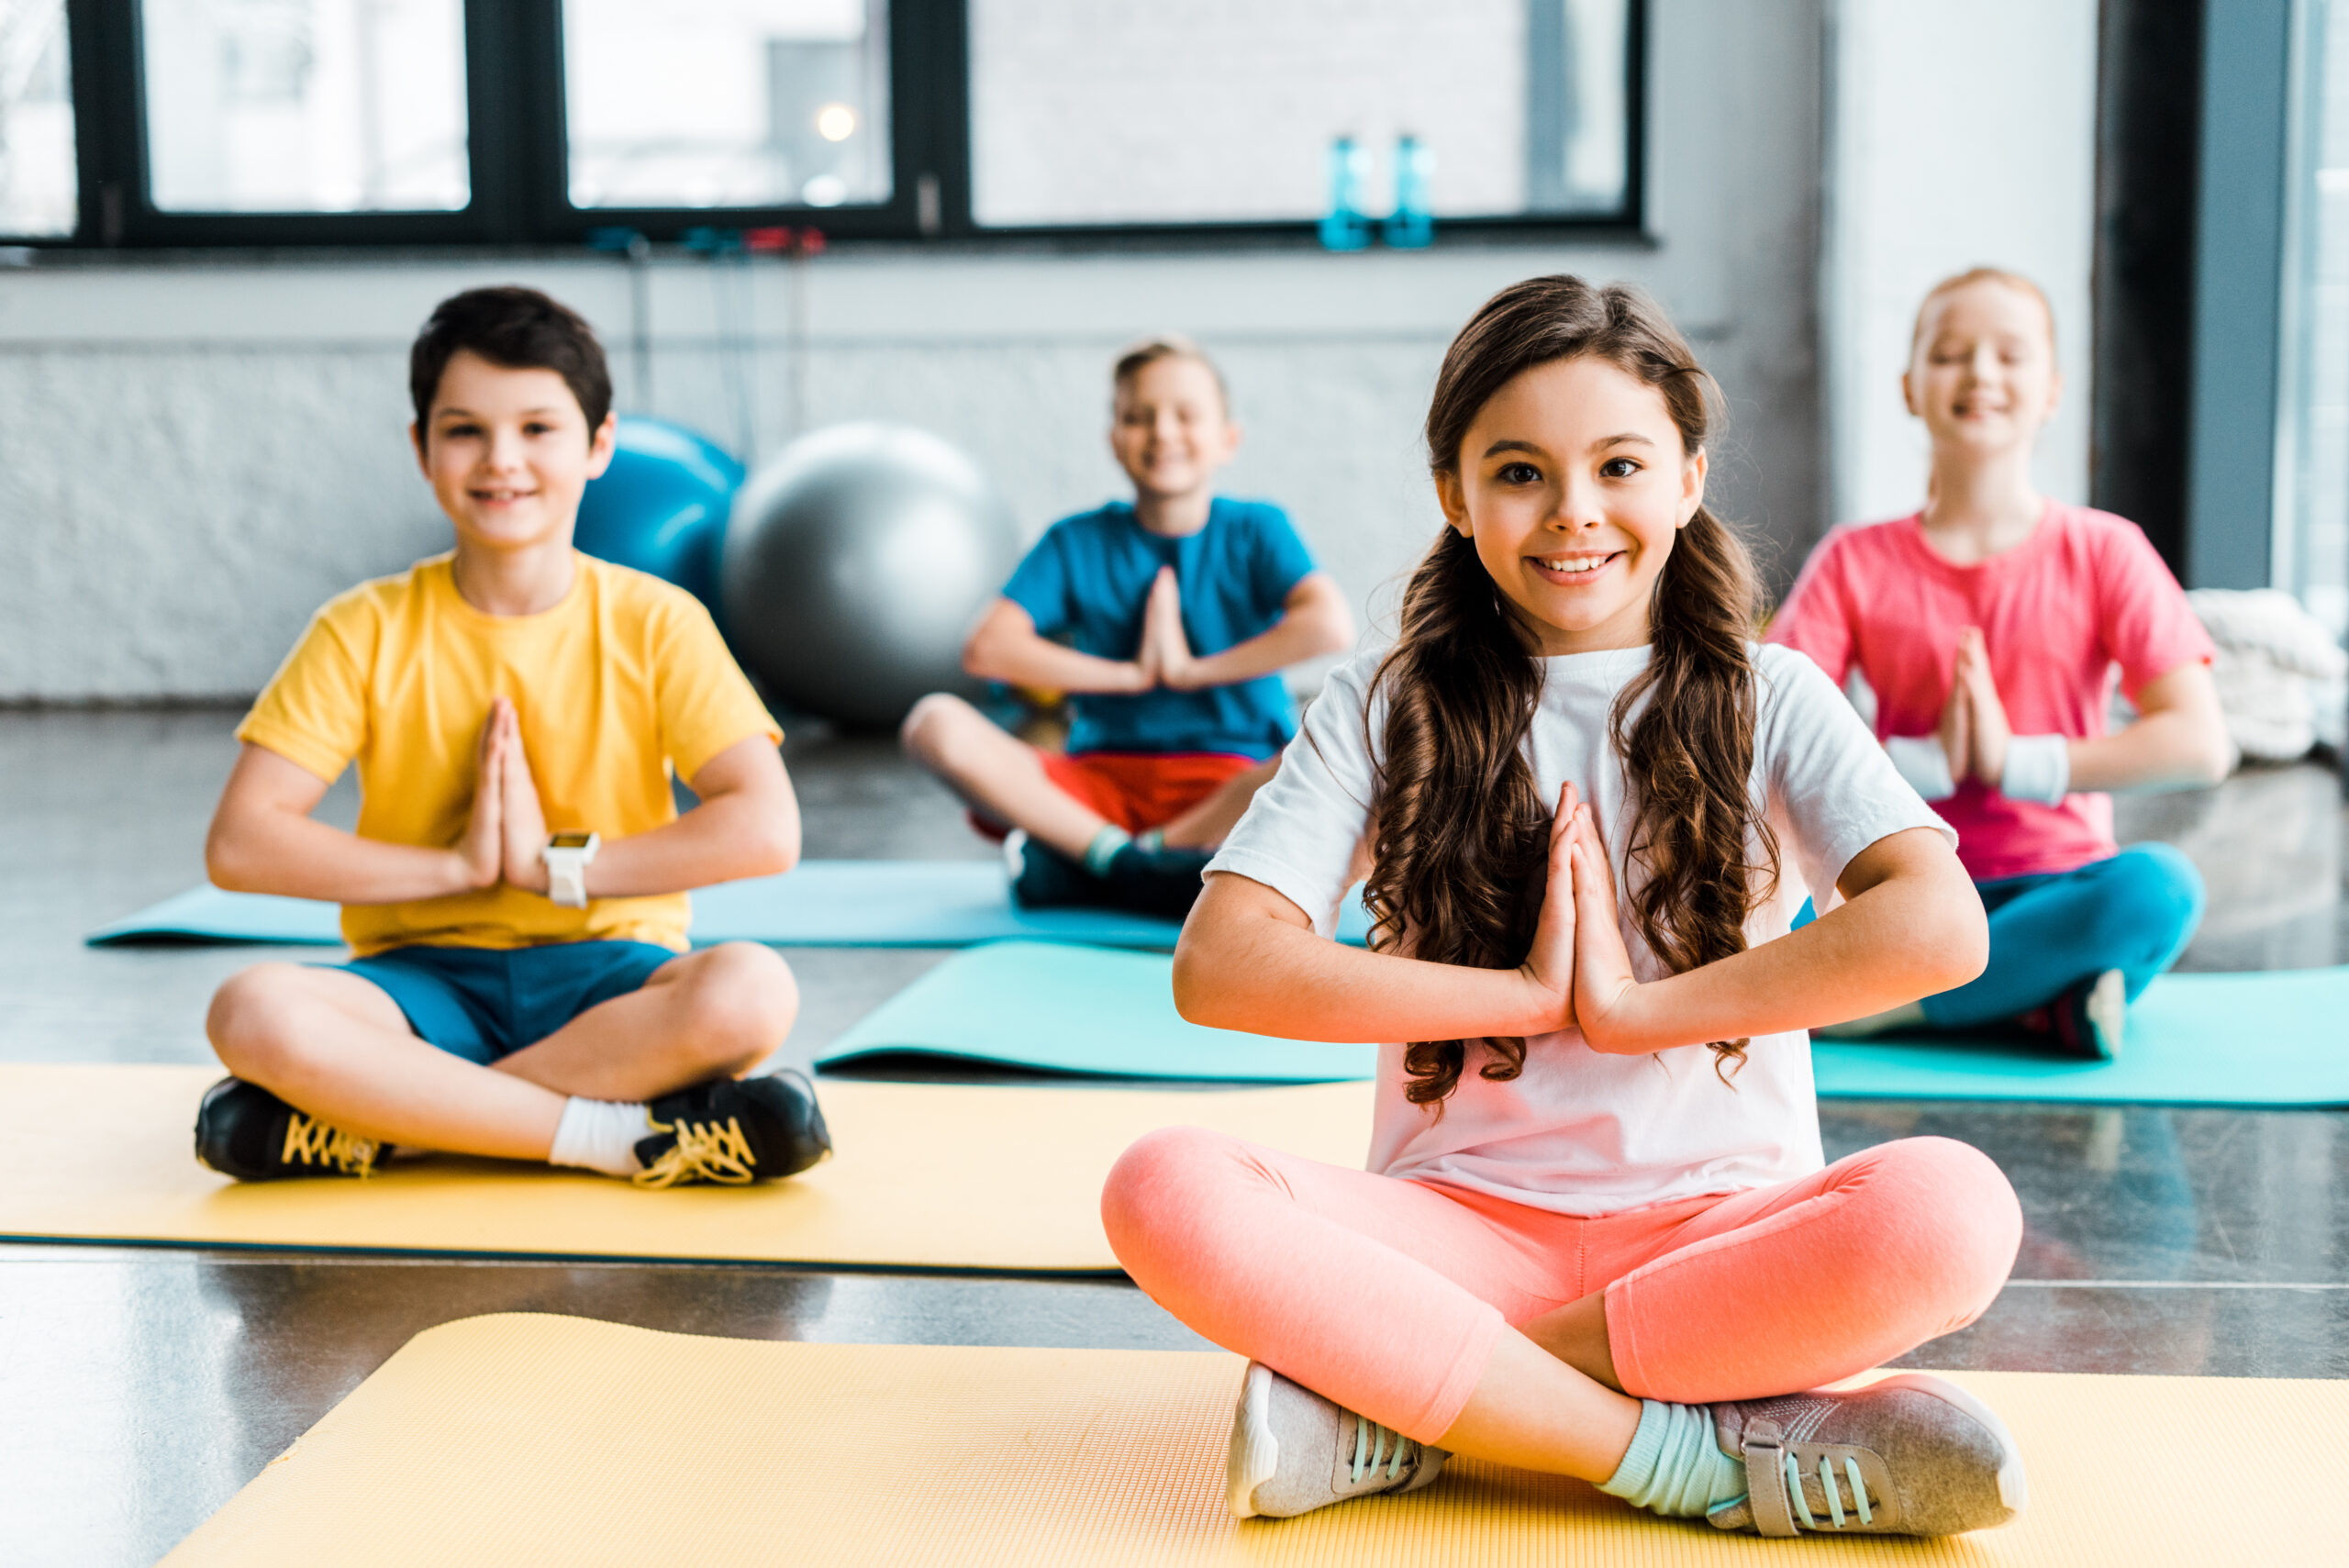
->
[238,552,781,957]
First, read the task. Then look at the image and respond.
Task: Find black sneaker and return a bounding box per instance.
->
[632,1069,832,1188]
[194,1075,388,1181]
[1103,842,1216,919]
[1004,829,1108,909]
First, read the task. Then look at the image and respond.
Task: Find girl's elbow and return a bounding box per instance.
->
[1932,906,1991,990]
[2193,733,2235,787]
[1169,940,1230,1028]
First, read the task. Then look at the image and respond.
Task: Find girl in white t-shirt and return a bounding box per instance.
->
[1102,276,2028,1540]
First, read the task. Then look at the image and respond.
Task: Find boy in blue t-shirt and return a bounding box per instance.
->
[902,338,1353,916]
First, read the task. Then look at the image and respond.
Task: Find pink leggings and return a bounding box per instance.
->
[1102,1130,2021,1446]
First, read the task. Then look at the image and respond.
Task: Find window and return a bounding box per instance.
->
[2280,0,2349,639]
[139,0,469,213]
[966,0,1634,228]
[0,0,75,236]
[562,0,890,212]
[44,0,1641,245]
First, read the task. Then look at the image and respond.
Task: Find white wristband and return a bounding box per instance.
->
[1883,736,1957,801]
[1999,734,2072,805]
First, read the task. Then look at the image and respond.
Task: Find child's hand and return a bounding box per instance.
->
[1936,643,1972,785]
[1955,628,2010,784]
[1143,566,1201,690]
[1565,796,1646,1051]
[454,705,506,890]
[1517,781,1579,1030]
[493,698,553,895]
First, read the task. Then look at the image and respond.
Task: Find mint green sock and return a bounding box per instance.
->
[1598,1399,1748,1518]
[1132,828,1165,853]
[1081,825,1132,877]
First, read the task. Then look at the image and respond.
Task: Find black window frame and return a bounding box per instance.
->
[34,0,1643,250]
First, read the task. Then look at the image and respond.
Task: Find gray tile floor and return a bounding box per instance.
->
[3,709,2345,1565]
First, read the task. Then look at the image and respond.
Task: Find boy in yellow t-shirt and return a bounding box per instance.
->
[196,286,829,1189]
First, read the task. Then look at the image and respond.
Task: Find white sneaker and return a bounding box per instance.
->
[1227,1362,1450,1519]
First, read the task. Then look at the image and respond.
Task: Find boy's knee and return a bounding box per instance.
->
[899,692,975,764]
[206,962,314,1076]
[676,944,796,1073]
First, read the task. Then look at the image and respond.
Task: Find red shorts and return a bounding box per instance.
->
[970,750,1262,840]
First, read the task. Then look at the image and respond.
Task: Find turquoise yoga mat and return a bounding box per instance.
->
[86,863,1375,951]
[818,940,2349,1106]
[820,941,1380,1081]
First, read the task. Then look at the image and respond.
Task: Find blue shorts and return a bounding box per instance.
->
[338,941,680,1066]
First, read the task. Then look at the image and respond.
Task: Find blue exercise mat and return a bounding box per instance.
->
[86,863,1375,951]
[818,940,2349,1106]
[820,941,1380,1081]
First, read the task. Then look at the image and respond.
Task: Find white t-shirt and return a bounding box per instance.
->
[1207,641,1952,1217]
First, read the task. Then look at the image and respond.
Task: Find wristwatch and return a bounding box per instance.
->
[540,831,600,908]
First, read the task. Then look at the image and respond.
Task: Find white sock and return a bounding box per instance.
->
[1082,824,1132,876]
[549,1096,654,1177]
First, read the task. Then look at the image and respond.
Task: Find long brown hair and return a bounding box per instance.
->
[1364,275,1777,1104]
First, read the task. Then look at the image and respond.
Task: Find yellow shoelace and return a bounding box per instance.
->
[632,1115,757,1189]
[281,1114,381,1177]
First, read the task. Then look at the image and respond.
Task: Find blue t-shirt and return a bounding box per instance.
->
[1001,498,1319,759]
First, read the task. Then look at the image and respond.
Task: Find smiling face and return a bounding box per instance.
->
[1435,354,1707,655]
[1903,277,2061,460]
[1108,354,1241,506]
[412,350,617,553]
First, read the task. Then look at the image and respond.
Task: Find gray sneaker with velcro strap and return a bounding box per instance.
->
[1704,1373,2027,1537]
[1226,1362,1451,1519]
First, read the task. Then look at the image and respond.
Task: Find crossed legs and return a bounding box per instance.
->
[205,941,797,1160]
[1102,1128,2020,1478]
[899,693,1276,858]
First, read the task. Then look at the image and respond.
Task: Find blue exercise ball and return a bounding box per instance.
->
[721,423,1021,730]
[573,417,744,614]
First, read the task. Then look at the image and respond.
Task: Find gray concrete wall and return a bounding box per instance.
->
[0,0,1823,703]
[1821,0,2099,528]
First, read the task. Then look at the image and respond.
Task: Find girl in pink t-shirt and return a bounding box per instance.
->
[1102,277,2028,1540]
[1771,270,2230,1058]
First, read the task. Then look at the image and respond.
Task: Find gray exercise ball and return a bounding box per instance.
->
[721,422,1021,730]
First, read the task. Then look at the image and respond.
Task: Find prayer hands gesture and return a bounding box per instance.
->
[1936,627,2012,784]
[1520,781,1644,1047]
[454,697,554,894]
[454,703,506,890]
[1133,566,1203,691]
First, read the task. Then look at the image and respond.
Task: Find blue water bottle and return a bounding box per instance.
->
[1319,136,1372,251]
[1384,134,1433,249]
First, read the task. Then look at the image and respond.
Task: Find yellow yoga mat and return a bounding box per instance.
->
[0,1064,1372,1272]
[164,1312,2342,1567]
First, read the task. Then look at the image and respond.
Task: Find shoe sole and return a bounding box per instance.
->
[2083,968,2127,1062]
[1228,1362,1279,1519]
[1865,1372,2030,1517]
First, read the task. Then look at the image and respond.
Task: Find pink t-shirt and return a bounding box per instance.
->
[1768,503,2214,882]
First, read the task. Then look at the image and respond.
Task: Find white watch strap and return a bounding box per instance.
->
[1999,734,2072,805]
[541,835,599,908]
[1883,735,1957,801]
[544,851,589,907]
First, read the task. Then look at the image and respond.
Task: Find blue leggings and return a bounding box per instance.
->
[1919,842,2205,1029]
